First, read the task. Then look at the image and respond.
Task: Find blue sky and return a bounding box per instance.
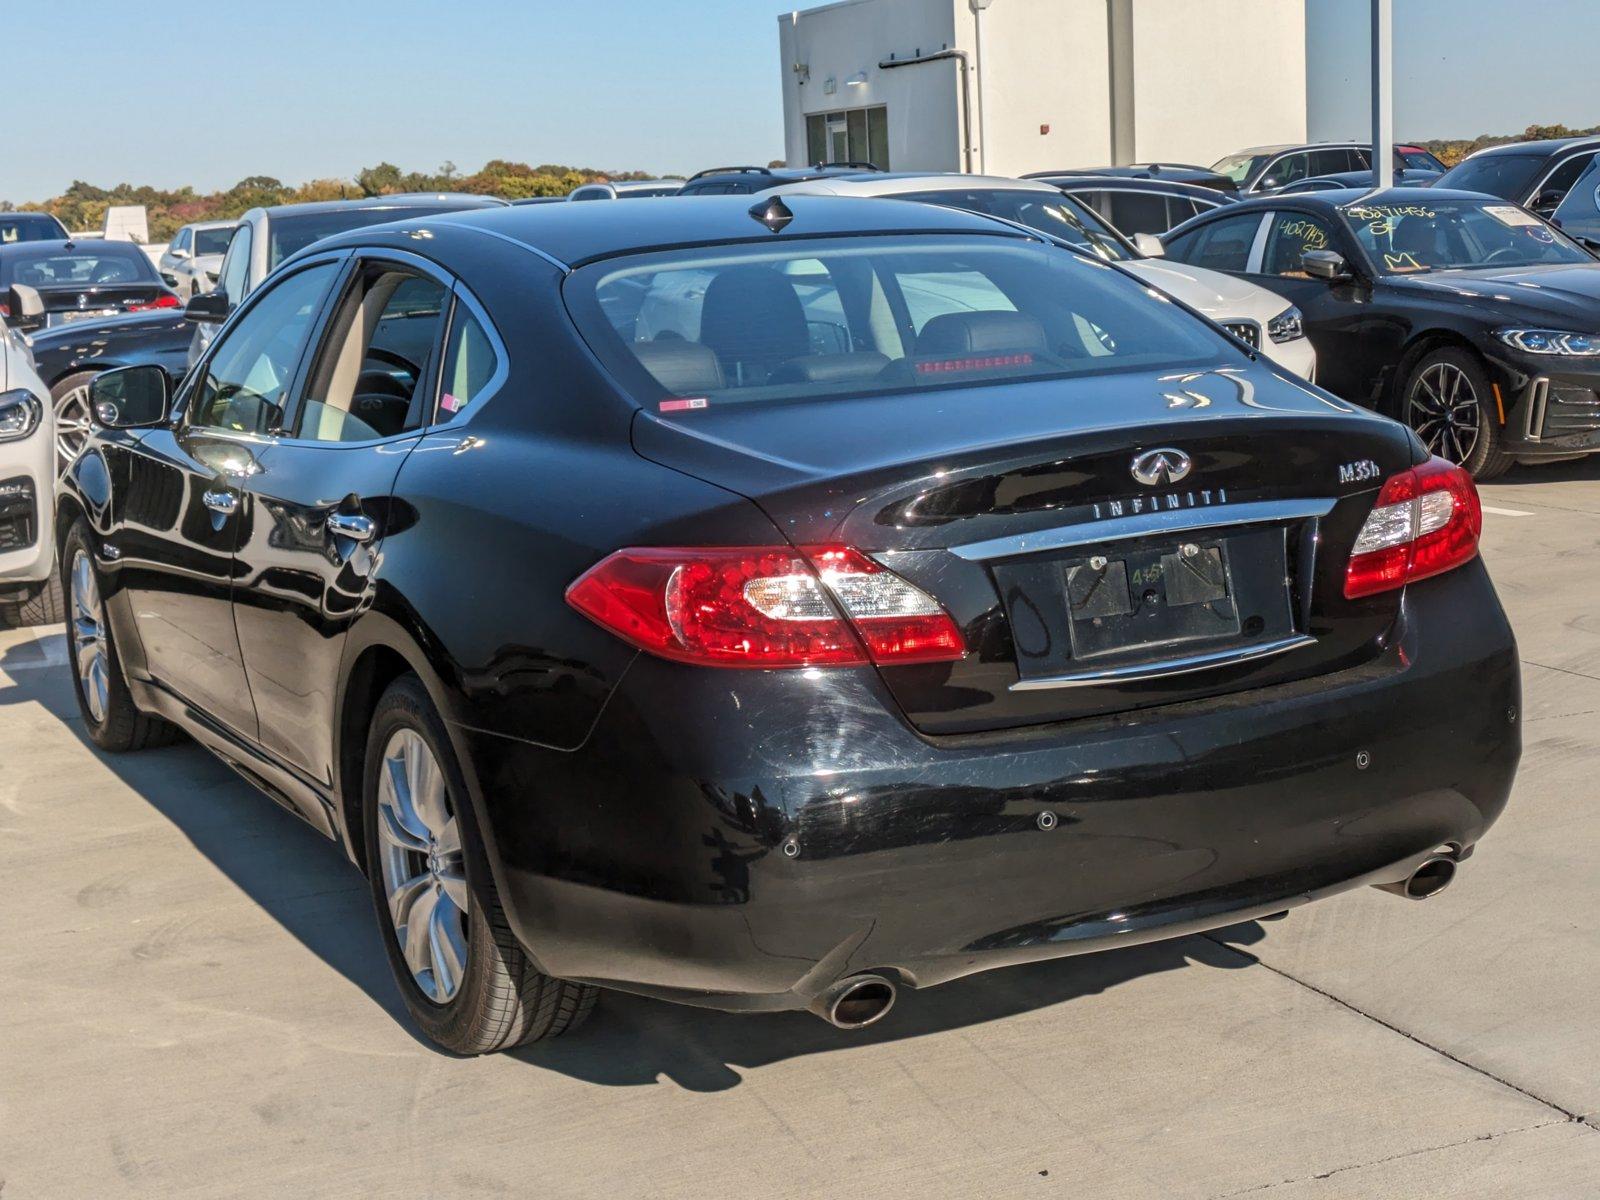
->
[5,0,1598,202]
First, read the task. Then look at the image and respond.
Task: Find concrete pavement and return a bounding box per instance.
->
[2,462,1597,1198]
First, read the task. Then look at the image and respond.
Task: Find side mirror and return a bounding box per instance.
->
[185,290,230,324]
[1302,249,1353,282]
[1258,176,1280,192]
[89,365,172,429]
[170,246,191,260]
[1132,232,1166,258]
[5,283,45,328]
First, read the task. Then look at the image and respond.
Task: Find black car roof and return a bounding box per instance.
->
[0,237,150,257]
[1029,174,1234,202]
[1465,137,1600,159]
[1207,186,1484,211]
[321,194,1037,269]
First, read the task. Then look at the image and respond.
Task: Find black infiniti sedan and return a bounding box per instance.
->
[1164,187,1600,477]
[60,196,1519,1052]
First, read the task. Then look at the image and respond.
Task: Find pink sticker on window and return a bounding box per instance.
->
[659,397,709,413]
[440,393,462,414]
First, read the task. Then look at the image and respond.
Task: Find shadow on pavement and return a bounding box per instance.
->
[0,634,1264,1089]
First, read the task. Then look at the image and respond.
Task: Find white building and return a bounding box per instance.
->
[777,0,1308,177]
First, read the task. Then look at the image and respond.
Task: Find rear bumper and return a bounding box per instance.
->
[461,561,1519,1013]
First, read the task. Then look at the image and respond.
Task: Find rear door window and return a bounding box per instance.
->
[1165,212,1264,272]
[1104,191,1172,235]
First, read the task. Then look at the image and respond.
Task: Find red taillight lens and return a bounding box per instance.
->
[566,545,966,669]
[0,303,9,318]
[1344,457,1482,599]
[125,294,181,312]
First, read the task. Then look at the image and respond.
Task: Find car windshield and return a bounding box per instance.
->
[0,244,158,288]
[0,216,67,245]
[1439,152,1545,200]
[567,234,1234,411]
[1212,153,1271,184]
[1339,199,1593,273]
[267,204,471,269]
[887,189,1132,261]
[193,227,235,256]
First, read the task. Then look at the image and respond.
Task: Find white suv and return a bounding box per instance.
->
[0,315,58,625]
[767,174,1317,380]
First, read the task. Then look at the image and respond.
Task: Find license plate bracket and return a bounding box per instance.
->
[995,524,1299,680]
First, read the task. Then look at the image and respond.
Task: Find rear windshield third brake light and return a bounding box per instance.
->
[567,545,965,669]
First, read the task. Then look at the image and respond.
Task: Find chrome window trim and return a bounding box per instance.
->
[1009,634,1316,691]
[949,496,1336,562]
[1523,149,1600,206]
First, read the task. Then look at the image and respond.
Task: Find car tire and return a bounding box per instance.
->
[49,371,102,478]
[362,673,598,1054]
[0,567,65,629]
[61,521,181,752]
[1399,348,1513,480]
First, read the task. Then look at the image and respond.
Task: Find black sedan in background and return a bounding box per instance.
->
[0,212,70,243]
[1164,187,1600,477]
[1278,168,1441,194]
[1,239,178,332]
[1026,173,1235,237]
[61,196,1517,1052]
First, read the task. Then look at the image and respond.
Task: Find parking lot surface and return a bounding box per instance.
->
[2,464,1598,1199]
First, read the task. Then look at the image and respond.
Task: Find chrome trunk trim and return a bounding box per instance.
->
[1009,634,1316,691]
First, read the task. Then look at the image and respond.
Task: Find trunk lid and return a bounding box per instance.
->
[37,284,173,327]
[633,366,1419,732]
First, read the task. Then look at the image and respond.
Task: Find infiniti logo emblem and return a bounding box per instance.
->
[1130,447,1192,487]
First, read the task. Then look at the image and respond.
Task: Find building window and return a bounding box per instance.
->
[805,105,889,169]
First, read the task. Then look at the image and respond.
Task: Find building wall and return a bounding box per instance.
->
[779,0,1308,176]
[955,0,1113,176]
[1129,0,1307,165]
[778,0,963,172]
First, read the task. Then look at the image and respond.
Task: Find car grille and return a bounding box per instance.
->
[1222,321,1260,349]
[1540,382,1600,437]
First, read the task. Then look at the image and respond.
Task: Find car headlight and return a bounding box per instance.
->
[1266,305,1304,343]
[1496,328,1600,355]
[0,389,43,443]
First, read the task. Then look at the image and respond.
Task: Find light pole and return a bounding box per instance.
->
[970,0,994,174]
[1372,0,1393,188]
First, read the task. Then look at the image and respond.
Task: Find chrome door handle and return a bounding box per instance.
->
[327,512,376,543]
[202,489,238,515]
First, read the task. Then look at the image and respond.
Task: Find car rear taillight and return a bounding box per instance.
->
[1344,457,1482,599]
[566,544,966,668]
[125,294,181,312]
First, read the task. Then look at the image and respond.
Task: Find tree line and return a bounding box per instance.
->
[1418,123,1600,167]
[0,160,667,241]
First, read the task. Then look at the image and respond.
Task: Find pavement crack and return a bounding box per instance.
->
[1523,658,1600,687]
[1205,1119,1575,1198]
[1201,933,1586,1122]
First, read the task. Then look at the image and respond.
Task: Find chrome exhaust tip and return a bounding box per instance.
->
[810,974,897,1030]
[1376,856,1457,900]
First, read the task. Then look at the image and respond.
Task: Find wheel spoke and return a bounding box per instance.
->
[429,897,469,999]
[378,802,428,854]
[399,879,439,977]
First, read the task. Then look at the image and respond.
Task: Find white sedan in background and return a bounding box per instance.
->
[157,219,237,299]
[767,174,1317,380]
[0,306,58,626]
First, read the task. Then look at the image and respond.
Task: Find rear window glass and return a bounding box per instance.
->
[0,215,68,244]
[0,243,158,287]
[1439,153,1544,200]
[193,226,235,256]
[566,235,1234,410]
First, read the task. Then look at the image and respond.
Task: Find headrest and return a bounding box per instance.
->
[632,339,726,395]
[915,311,1049,357]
